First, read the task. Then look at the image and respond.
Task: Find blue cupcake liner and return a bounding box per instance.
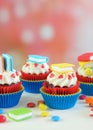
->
[21,79,45,93]
[40,87,81,110]
[80,82,93,96]
[0,87,24,108]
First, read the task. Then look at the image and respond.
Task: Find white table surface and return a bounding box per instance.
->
[1,91,93,130]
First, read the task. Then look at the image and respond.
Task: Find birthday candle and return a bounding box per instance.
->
[2,54,14,71]
[0,56,4,73]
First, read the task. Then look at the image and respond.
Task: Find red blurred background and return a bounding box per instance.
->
[0,0,93,70]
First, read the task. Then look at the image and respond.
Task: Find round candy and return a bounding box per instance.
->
[79,95,86,100]
[0,109,4,114]
[0,115,6,123]
[37,100,45,105]
[51,115,61,121]
[27,102,35,108]
[38,104,48,111]
[40,111,49,117]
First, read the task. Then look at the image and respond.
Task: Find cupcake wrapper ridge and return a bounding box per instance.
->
[80,82,93,96]
[21,79,45,93]
[40,87,81,110]
[0,86,24,108]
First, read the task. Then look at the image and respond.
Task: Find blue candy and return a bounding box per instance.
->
[28,55,49,64]
[51,115,61,121]
[0,109,4,114]
[2,54,14,71]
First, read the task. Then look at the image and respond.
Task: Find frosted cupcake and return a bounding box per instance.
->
[40,63,81,110]
[77,52,93,96]
[0,54,24,108]
[21,55,50,93]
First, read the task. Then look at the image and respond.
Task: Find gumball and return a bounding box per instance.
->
[0,115,6,123]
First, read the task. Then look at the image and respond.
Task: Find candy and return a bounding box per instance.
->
[40,111,49,117]
[7,108,32,121]
[28,55,48,64]
[51,115,61,121]
[27,102,35,108]
[90,107,93,116]
[0,56,4,73]
[38,104,48,111]
[0,109,4,114]
[79,95,86,100]
[2,54,13,71]
[0,115,6,123]
[37,100,45,105]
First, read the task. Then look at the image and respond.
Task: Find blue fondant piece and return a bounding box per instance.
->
[28,55,48,64]
[2,54,13,71]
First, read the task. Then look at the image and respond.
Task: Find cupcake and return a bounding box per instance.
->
[21,54,50,93]
[77,52,93,96]
[0,54,24,108]
[40,63,81,110]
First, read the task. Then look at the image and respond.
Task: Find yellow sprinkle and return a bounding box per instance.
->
[38,104,48,111]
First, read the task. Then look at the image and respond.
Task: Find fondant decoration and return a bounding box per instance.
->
[28,55,48,64]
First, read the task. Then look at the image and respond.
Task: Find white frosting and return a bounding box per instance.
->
[0,70,20,85]
[22,61,49,74]
[47,71,77,87]
[77,66,93,78]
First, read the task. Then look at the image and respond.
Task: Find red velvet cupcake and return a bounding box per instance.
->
[43,63,79,95]
[77,52,93,96]
[21,55,50,93]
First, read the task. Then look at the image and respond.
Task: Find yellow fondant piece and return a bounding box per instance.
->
[79,61,93,68]
[50,63,74,74]
[84,68,93,76]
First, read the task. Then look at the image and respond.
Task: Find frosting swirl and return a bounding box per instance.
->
[47,71,77,87]
[22,61,49,74]
[77,66,93,78]
[0,70,20,85]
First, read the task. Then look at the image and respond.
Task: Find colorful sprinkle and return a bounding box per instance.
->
[25,63,29,67]
[72,73,75,77]
[16,71,19,76]
[40,111,49,117]
[0,115,6,123]
[51,115,61,121]
[38,104,48,111]
[0,75,2,80]
[27,102,35,108]
[34,63,38,67]
[50,73,54,78]
[68,75,72,80]
[11,73,15,78]
[58,74,63,79]
[41,64,45,68]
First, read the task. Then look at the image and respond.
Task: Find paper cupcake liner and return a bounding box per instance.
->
[21,70,51,80]
[43,81,80,95]
[0,82,22,94]
[76,73,93,83]
[0,86,24,108]
[80,82,93,96]
[21,78,45,93]
[40,87,81,110]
